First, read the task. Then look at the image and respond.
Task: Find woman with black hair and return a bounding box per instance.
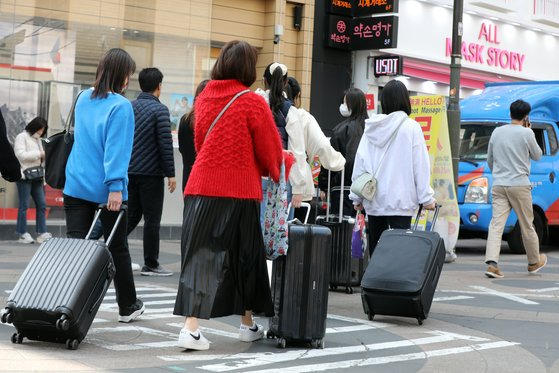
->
[318,88,368,217]
[256,63,306,219]
[178,79,209,193]
[63,48,144,323]
[350,79,436,255]
[285,77,345,202]
[14,117,50,244]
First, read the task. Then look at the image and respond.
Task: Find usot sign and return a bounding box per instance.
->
[445,22,526,72]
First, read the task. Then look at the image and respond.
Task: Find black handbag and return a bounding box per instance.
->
[44,90,84,189]
[23,166,44,180]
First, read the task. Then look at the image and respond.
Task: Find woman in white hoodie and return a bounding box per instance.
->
[285,77,346,202]
[350,80,436,256]
[13,117,51,244]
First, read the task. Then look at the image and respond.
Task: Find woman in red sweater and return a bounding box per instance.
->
[173,40,287,351]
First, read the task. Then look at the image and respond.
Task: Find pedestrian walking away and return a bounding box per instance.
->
[127,67,176,277]
[173,40,291,351]
[178,79,209,194]
[349,80,436,256]
[63,48,144,323]
[256,62,306,221]
[484,99,547,278]
[318,88,368,217]
[13,117,51,244]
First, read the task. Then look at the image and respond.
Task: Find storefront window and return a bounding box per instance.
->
[0,1,211,230]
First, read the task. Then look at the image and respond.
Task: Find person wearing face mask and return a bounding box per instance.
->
[13,117,51,244]
[318,88,368,217]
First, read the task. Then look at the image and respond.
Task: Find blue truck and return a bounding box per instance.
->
[458,81,559,253]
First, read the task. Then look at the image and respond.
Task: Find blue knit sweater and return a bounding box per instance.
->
[128,92,175,177]
[64,89,134,203]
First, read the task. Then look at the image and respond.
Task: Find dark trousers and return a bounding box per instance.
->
[126,175,164,268]
[368,215,412,257]
[63,194,137,309]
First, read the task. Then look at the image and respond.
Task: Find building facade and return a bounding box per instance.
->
[0,0,315,232]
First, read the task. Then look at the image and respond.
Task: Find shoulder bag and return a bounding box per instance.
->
[44,90,84,189]
[350,116,407,201]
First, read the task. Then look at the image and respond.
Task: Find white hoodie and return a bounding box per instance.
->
[349,111,434,216]
[297,108,345,200]
[14,131,44,176]
[255,89,307,195]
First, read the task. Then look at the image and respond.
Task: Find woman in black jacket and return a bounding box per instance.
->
[178,80,209,194]
[319,88,368,217]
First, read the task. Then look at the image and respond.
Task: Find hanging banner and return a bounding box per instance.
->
[409,95,459,253]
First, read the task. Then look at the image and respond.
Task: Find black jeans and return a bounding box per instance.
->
[368,215,412,257]
[63,194,137,309]
[126,175,165,268]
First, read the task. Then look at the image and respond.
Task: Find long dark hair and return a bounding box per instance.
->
[181,79,210,130]
[263,63,288,114]
[92,48,136,99]
[345,88,368,120]
[285,76,301,104]
[211,40,257,87]
[381,80,411,115]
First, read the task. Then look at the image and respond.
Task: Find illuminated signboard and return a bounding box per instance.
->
[327,15,398,50]
[329,0,399,17]
[372,55,403,77]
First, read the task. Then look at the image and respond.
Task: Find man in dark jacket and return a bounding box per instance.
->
[0,111,21,182]
[127,68,176,276]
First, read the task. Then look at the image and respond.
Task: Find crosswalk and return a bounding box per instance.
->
[1,284,522,372]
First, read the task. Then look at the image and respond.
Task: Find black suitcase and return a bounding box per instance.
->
[317,170,368,294]
[361,205,445,325]
[267,222,332,349]
[1,206,125,350]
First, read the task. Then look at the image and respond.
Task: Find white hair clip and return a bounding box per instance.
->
[269,62,288,76]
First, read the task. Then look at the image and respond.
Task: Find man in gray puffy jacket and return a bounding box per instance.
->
[127,68,176,276]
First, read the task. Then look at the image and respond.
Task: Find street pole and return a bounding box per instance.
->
[448,0,464,189]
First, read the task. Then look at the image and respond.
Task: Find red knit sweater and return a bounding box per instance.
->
[185,80,285,200]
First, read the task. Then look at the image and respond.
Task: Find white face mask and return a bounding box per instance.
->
[339,103,352,117]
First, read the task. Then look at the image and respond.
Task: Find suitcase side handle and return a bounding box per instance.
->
[413,204,441,232]
[85,205,128,247]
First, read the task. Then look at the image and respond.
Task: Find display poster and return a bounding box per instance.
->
[409,95,459,253]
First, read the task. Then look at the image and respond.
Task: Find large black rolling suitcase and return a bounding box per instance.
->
[0,206,124,350]
[317,170,368,294]
[361,205,445,325]
[267,204,332,349]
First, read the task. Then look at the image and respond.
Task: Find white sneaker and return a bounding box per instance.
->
[36,232,52,244]
[18,233,34,244]
[445,251,457,263]
[178,328,210,350]
[131,263,141,271]
[238,323,264,342]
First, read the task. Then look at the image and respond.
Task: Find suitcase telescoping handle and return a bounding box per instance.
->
[326,168,345,223]
[412,204,441,232]
[85,204,128,247]
[287,201,311,224]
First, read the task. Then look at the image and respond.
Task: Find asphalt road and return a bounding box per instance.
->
[0,238,557,372]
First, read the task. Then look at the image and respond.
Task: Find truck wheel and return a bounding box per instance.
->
[507,211,545,255]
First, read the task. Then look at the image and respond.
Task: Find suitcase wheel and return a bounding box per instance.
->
[329,285,338,291]
[11,333,23,344]
[1,310,13,324]
[66,338,79,350]
[277,338,286,349]
[367,313,374,321]
[417,318,424,326]
[345,287,354,295]
[265,330,275,339]
[311,339,325,349]
[56,317,70,331]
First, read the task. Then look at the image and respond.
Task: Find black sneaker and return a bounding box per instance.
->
[140,265,173,277]
[118,299,145,323]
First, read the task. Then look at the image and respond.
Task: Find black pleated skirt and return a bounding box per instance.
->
[173,196,274,319]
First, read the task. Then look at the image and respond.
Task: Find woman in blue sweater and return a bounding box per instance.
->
[63,48,144,323]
